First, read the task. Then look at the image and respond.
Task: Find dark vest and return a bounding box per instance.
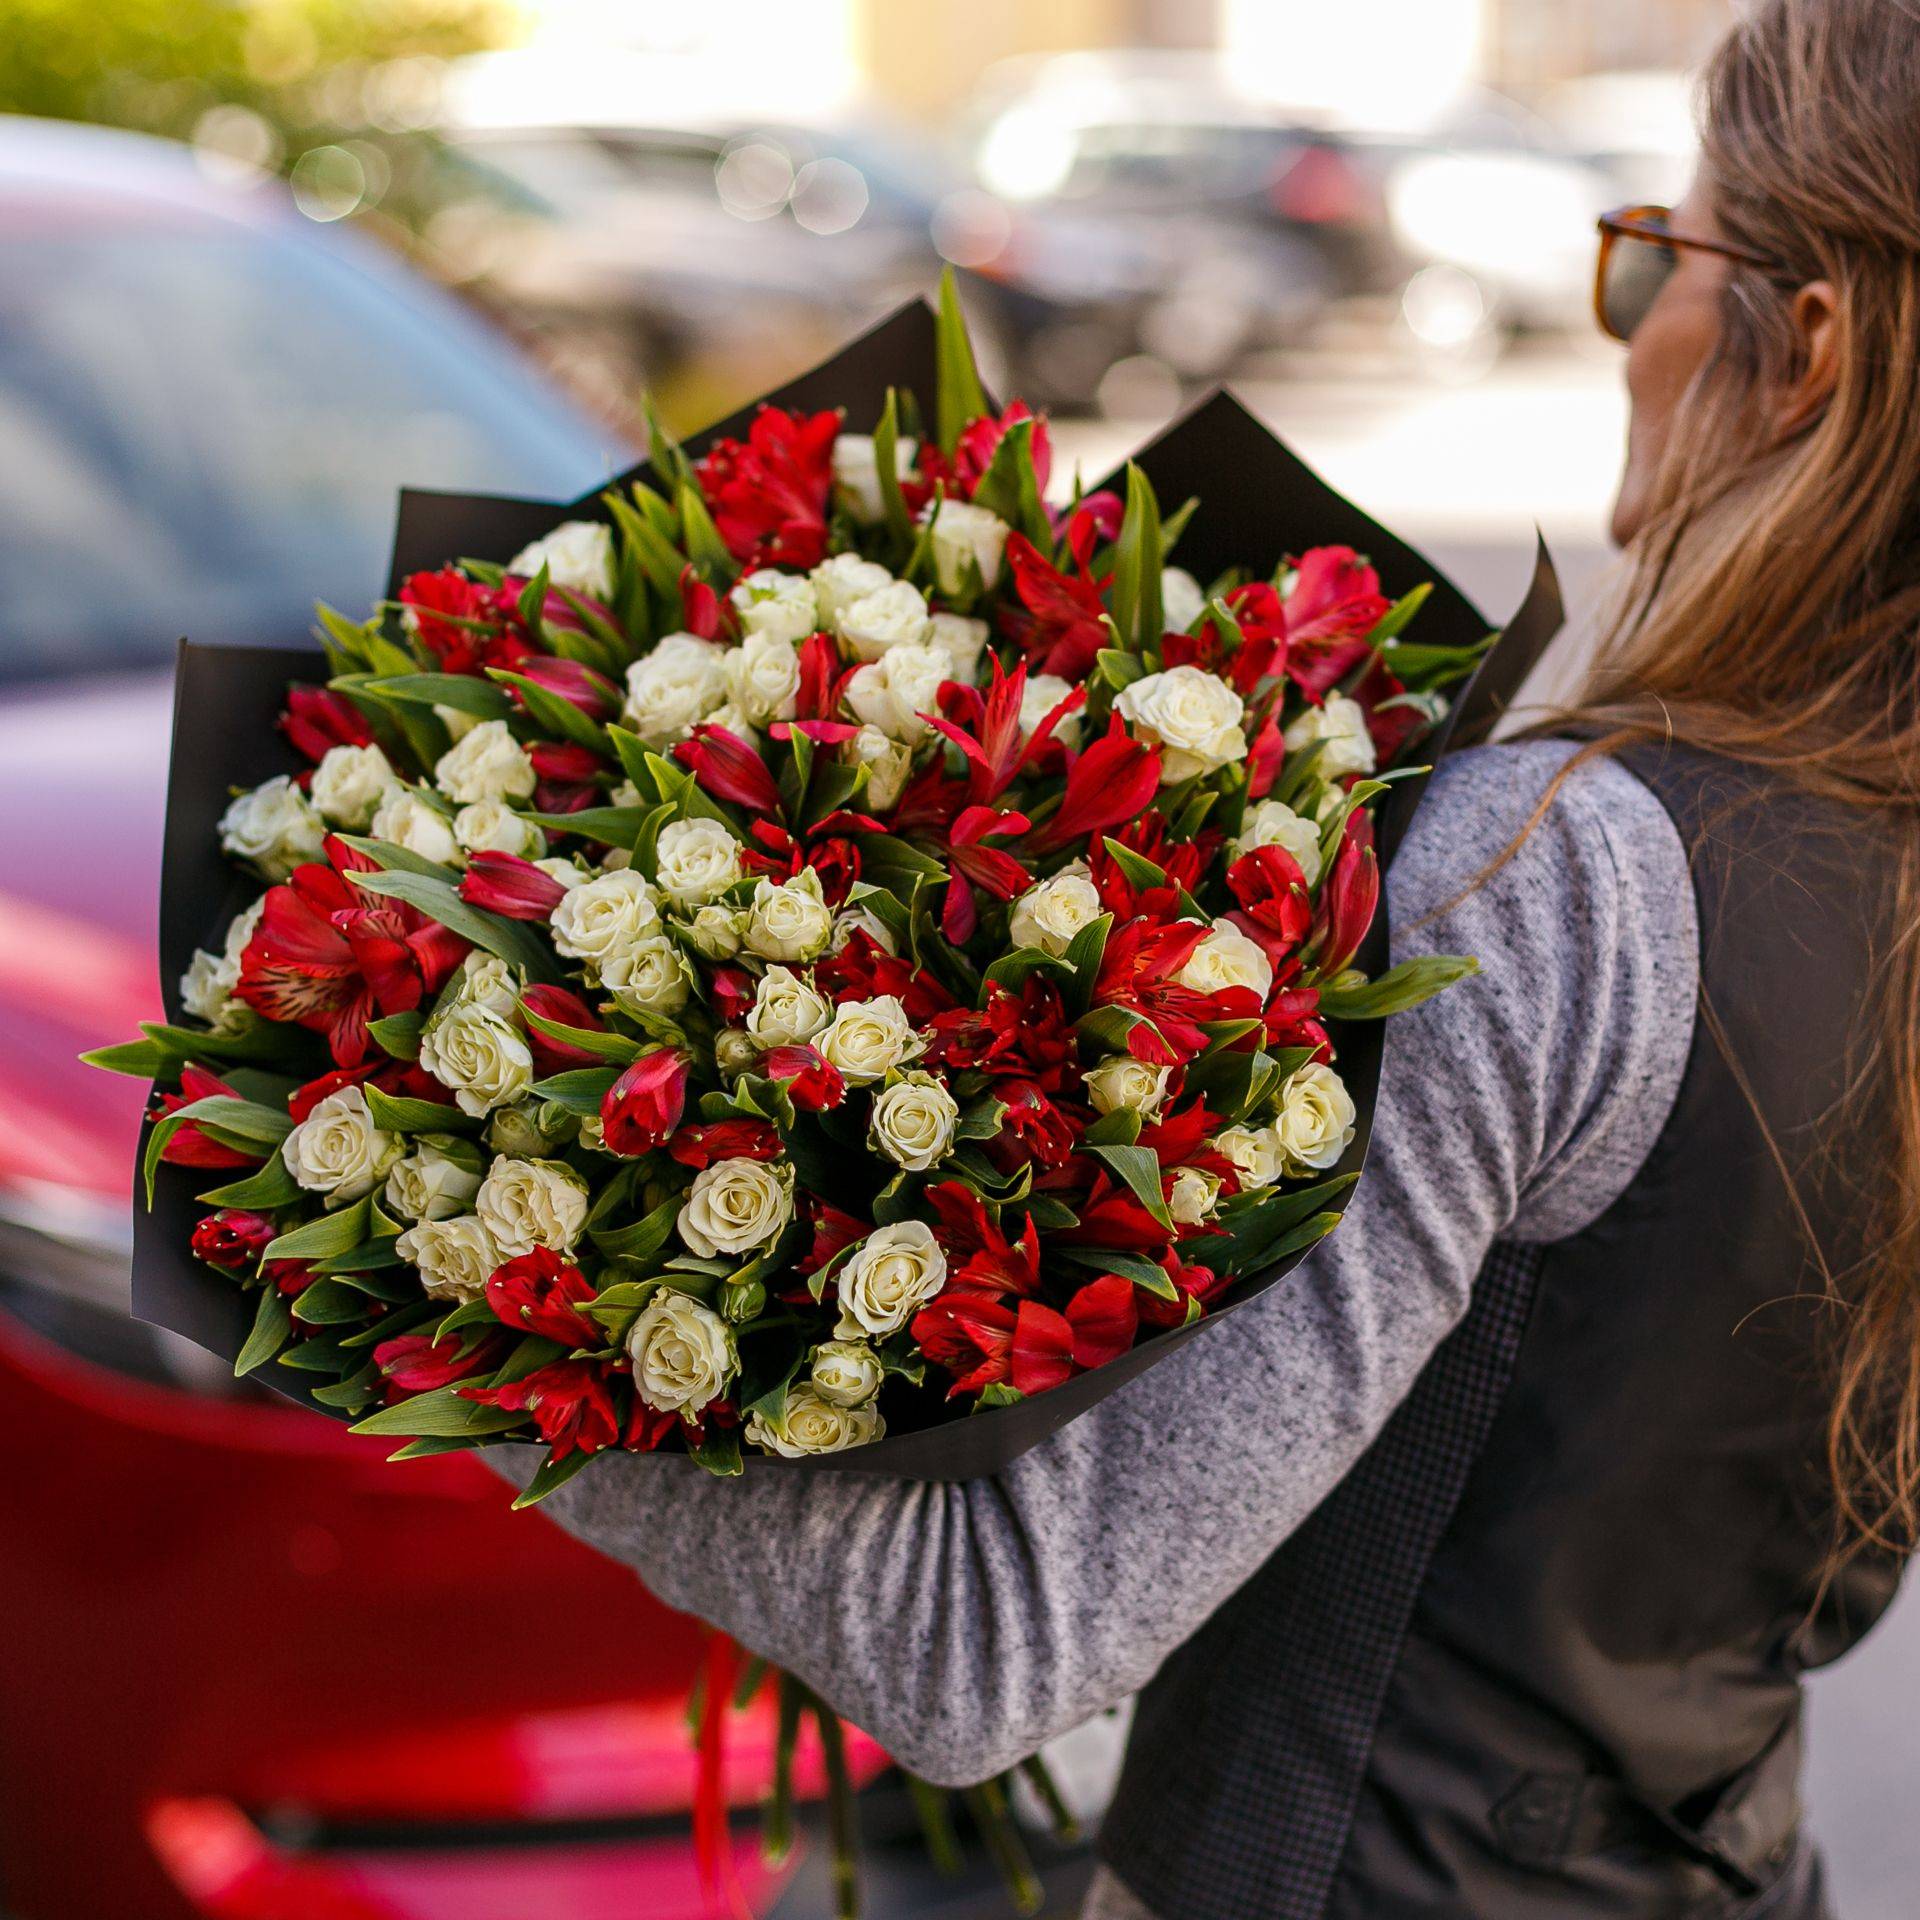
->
[1100,746,1906,1920]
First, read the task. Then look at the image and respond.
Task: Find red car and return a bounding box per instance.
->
[0,115,943,1920]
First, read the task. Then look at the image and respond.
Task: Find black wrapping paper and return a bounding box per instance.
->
[131,295,1563,1477]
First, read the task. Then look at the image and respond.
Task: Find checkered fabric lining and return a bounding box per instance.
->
[1100,1239,1547,1920]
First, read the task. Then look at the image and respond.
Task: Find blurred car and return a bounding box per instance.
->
[0,114,1089,1920]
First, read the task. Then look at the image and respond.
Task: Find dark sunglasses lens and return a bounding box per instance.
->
[1602,230,1677,340]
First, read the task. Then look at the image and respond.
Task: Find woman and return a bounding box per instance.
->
[508,3,1919,1912]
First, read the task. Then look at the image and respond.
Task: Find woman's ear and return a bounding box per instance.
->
[1776,279,1841,435]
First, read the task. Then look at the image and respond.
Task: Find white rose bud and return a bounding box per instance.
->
[928,611,992,685]
[810,552,893,630]
[219,775,326,881]
[746,965,833,1049]
[434,717,536,806]
[1115,665,1248,786]
[731,568,820,646]
[628,1290,737,1414]
[604,935,691,1016]
[418,1002,535,1117]
[1283,691,1377,780]
[925,497,1010,594]
[509,519,614,601]
[869,1072,960,1172]
[742,870,833,964]
[474,1156,589,1258]
[818,994,923,1086]
[453,799,544,859]
[685,902,744,960]
[1083,1055,1172,1118]
[1161,566,1206,633]
[848,724,913,810]
[653,817,742,907]
[1234,798,1324,886]
[310,743,397,829]
[838,578,932,663]
[1214,1123,1283,1192]
[1272,1063,1358,1174]
[748,1384,883,1456]
[486,1102,568,1159]
[844,642,949,745]
[281,1085,402,1203]
[832,430,916,524]
[384,1137,484,1223]
[1169,1165,1221,1226]
[1020,671,1082,748]
[723,629,802,727]
[551,867,662,973]
[834,1220,946,1339]
[809,1338,884,1407]
[369,788,461,866]
[1008,862,1101,958]
[1177,922,1275,1000]
[444,949,522,1019]
[396,1213,502,1304]
[714,1027,759,1076]
[179,897,264,1031]
[621,633,728,747]
[678,1156,795,1258]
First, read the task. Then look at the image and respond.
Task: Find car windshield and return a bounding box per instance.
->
[0,210,622,683]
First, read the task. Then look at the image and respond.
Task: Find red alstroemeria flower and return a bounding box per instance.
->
[459,851,571,922]
[529,738,605,814]
[1264,981,1332,1062]
[924,1180,1041,1298]
[950,400,1053,499]
[678,562,729,641]
[741,821,865,909]
[280,684,373,764]
[190,1208,277,1271]
[514,657,621,722]
[1226,844,1314,960]
[601,1051,690,1158]
[942,804,1030,943]
[487,1246,601,1348]
[668,1119,782,1170]
[912,1272,1135,1399]
[1351,656,1427,764]
[987,1078,1081,1173]
[796,1198,871,1279]
[1031,715,1163,856]
[763,1044,845,1113]
[1276,546,1390,700]
[675,723,783,816]
[398,568,534,676]
[814,929,958,1024]
[794,633,848,722]
[924,976,1075,1092]
[696,406,840,571]
[1091,917,1220,1064]
[911,1287,1017,1397]
[927,657,1084,809]
[1057,1171,1178,1253]
[519,984,610,1072]
[235,838,469,1066]
[375,1328,504,1395]
[1137,1250,1233,1329]
[462,1358,623,1460]
[1089,814,1209,922]
[1315,810,1379,977]
[999,531,1114,680]
[1245,700,1287,800]
[151,1065,262,1169]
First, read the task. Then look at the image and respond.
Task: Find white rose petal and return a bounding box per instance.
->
[369,788,461,866]
[1008,863,1101,958]
[1177,922,1274,1000]
[723,629,802,727]
[869,1073,960,1172]
[509,519,614,600]
[1283,692,1377,780]
[844,642,949,745]
[444,949,522,1019]
[1114,666,1247,786]
[1272,1063,1357,1174]
[418,1002,535,1117]
[1169,1166,1221,1226]
[925,498,1010,595]
[396,1213,502,1303]
[731,568,820,646]
[310,743,397,830]
[219,776,326,881]
[1083,1056,1172,1118]
[434,717,536,806]
[928,611,992,685]
[281,1085,402,1204]
[621,633,728,748]
[384,1138,484,1223]
[838,578,932,663]
[628,1290,737,1414]
[678,1156,795,1259]
[486,1102,568,1159]
[604,934,690,1016]
[453,798,544,858]
[831,901,897,955]
[654,816,742,907]
[1234,798,1324,886]
[835,1220,946,1339]
[809,1338,884,1407]
[1020,671,1081,748]
[746,965,833,1049]
[1161,566,1206,632]
[685,902,744,960]
[474,1156,589,1258]
[742,870,833,964]
[811,552,894,631]
[848,724,912,811]
[1214,1123,1282,1193]
[179,897,265,1031]
[817,994,922,1086]
[747,1384,883,1456]
[551,867,661,973]
[832,431,916,524]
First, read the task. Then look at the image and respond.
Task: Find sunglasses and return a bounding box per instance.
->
[1593,204,1784,343]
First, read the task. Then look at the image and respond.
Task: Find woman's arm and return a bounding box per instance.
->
[499,741,1698,1785]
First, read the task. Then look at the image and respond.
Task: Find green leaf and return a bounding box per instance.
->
[368,1011,426,1060]
[234,1288,294,1376]
[690,1425,743,1477]
[589,1192,681,1264]
[334,835,462,884]
[605,488,688,604]
[934,265,991,456]
[871,387,916,550]
[364,1086,482,1135]
[1075,1004,1150,1056]
[362,672,515,720]
[1364,583,1434,648]
[982,946,1070,994]
[642,399,698,502]
[1060,912,1112,1017]
[1055,1245,1176,1298]
[970,416,1051,547]
[511,1446,595,1509]
[1099,836,1169,893]
[528,1066,620,1116]
[197,1156,302,1209]
[144,1094,289,1205]
[1318,954,1479,1019]
[1109,464,1165,652]
[1197,1173,1360,1278]
[520,1001,643,1065]
[977,1381,1025,1409]
[349,870,561,982]
[489,669,613,755]
[81,1038,168,1079]
[523,805,650,851]
[1082,1106,1142,1148]
[292,1277,377,1326]
[262,1197,371,1263]
[350,1387,530,1439]
[676,481,734,579]
[1088,1141,1174,1232]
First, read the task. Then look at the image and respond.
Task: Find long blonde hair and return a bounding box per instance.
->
[1559,0,1920,1560]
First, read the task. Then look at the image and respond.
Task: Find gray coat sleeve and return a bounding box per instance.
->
[494,741,1698,1786]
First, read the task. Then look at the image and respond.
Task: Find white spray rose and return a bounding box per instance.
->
[369,788,461,866]
[1115,666,1247,785]
[219,776,326,881]
[486,1102,568,1159]
[653,817,742,907]
[509,519,614,600]
[179,896,264,1031]
[714,1027,759,1076]
[1178,922,1274,1000]
[685,903,744,960]
[848,724,913,810]
[869,1072,960,1172]
[928,611,991,685]
[817,995,922,1086]
[811,552,893,630]
[396,1213,501,1303]
[723,629,802,726]
[1020,671,1082,748]
[1083,1056,1172,1118]
[809,1339,884,1407]
[1161,566,1206,632]
[731,568,820,646]
[844,642,949,745]
[1169,1167,1221,1226]
[551,868,661,973]
[1235,798,1324,886]
[281,1085,401,1203]
[1284,692,1377,780]
[1214,1123,1283,1192]
[1272,1063,1358,1173]
[832,430,916,524]
[418,1002,535,1117]
[746,966,833,1049]
[384,1137,484,1223]
[742,870,833,964]
[453,799,544,858]
[604,936,690,1016]
[835,1220,947,1339]
[628,1290,737,1414]
[1008,863,1101,958]
[434,718,536,806]
[310,743,397,829]
[678,1156,795,1258]
[474,1156,589,1258]
[838,579,933,663]
[621,633,728,747]
[925,497,1010,594]
[748,1385,883,1456]
[443,949,521,1019]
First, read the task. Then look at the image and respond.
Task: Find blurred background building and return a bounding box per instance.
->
[0,3,1915,1918]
